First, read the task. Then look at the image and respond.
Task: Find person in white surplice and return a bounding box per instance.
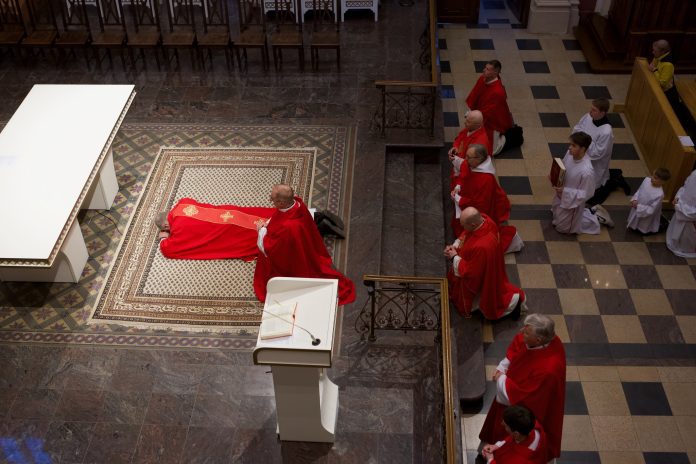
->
[667,169,696,257]
[627,168,670,234]
[551,132,613,235]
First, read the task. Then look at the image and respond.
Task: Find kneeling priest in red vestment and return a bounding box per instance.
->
[481,405,548,464]
[444,207,525,320]
[254,184,355,305]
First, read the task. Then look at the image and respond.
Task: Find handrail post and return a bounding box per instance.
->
[367,282,376,341]
[380,85,386,138]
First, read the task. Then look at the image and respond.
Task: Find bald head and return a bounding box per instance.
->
[465,110,484,130]
[270,184,295,209]
[459,207,483,231]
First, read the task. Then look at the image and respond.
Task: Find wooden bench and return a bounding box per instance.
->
[676,78,696,123]
[616,58,696,205]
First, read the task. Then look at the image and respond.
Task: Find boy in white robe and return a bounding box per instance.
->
[551,132,603,235]
[667,169,696,257]
[627,168,670,234]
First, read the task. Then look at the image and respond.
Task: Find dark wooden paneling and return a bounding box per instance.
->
[437,0,479,23]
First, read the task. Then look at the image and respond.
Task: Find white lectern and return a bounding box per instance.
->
[253,277,340,443]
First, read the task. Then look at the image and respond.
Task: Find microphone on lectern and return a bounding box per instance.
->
[261,305,321,346]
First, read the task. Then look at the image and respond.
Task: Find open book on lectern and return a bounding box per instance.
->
[259,301,298,340]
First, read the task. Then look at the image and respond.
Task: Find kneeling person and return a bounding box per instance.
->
[481,405,548,464]
[444,207,524,320]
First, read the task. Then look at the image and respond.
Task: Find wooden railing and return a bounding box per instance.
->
[357,275,458,464]
[372,0,438,137]
[618,57,696,204]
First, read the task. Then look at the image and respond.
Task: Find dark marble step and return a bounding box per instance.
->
[381,150,416,276]
[451,308,487,406]
[414,159,447,277]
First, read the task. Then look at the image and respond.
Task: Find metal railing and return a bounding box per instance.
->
[372,0,438,137]
[356,275,457,464]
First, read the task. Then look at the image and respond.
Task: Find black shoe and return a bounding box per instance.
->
[509,298,522,321]
[618,176,631,195]
[318,218,345,239]
[320,210,345,230]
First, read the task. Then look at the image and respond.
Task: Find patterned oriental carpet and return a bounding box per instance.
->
[0,123,356,348]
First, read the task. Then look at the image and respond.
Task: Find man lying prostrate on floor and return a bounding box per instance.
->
[157,198,275,261]
[450,144,523,253]
[254,184,356,305]
[156,196,348,260]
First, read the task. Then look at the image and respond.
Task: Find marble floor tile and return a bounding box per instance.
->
[132,424,188,464]
[630,289,673,315]
[582,381,631,415]
[632,416,686,452]
[602,315,647,343]
[44,421,96,464]
[83,422,141,464]
[612,242,653,265]
[586,265,628,289]
[516,263,557,288]
[656,265,696,289]
[623,382,673,416]
[663,382,696,416]
[595,289,637,315]
[617,367,660,383]
[552,264,592,288]
[180,426,238,464]
[580,242,620,265]
[546,241,584,264]
[144,392,194,426]
[638,316,685,344]
[561,415,597,451]
[675,316,696,343]
[590,415,639,451]
[557,289,600,315]
[566,315,609,343]
[577,366,620,382]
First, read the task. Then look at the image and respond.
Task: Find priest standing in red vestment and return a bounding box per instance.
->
[481,405,548,464]
[444,207,525,320]
[448,110,492,189]
[450,144,523,253]
[479,313,566,462]
[466,60,514,156]
[254,184,356,305]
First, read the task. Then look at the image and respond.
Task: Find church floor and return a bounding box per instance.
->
[444,3,696,464]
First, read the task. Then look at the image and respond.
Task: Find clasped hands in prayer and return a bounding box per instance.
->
[443,245,458,259]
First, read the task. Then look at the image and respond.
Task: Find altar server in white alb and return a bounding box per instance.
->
[627,168,670,234]
[667,169,696,257]
[551,132,612,235]
[573,98,614,196]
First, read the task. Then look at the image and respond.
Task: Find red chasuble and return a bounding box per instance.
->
[449,127,492,189]
[466,75,514,150]
[480,333,566,461]
[447,214,523,319]
[452,164,510,227]
[253,196,356,305]
[160,198,275,261]
[490,421,548,464]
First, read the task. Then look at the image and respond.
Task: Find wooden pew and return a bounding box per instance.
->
[676,78,696,122]
[618,58,696,206]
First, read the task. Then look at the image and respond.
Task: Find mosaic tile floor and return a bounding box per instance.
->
[440,4,696,464]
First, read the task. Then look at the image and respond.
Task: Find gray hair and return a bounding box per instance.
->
[523,313,555,343]
[468,144,489,161]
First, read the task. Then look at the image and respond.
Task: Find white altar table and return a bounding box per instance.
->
[0,84,136,282]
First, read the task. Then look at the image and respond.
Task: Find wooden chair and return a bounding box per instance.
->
[54,0,92,68]
[161,0,196,69]
[20,0,59,60]
[197,0,233,69]
[234,0,268,71]
[269,0,303,71]
[309,0,338,71]
[0,0,26,59]
[125,0,162,70]
[92,0,127,69]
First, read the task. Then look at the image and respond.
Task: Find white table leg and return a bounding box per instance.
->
[0,221,88,283]
[85,148,119,210]
[271,365,339,443]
